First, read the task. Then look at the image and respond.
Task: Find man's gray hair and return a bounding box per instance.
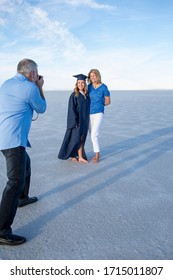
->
[17,58,38,76]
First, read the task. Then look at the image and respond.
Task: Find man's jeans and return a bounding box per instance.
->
[0,146,31,235]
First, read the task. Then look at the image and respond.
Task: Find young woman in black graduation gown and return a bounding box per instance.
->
[58,74,90,163]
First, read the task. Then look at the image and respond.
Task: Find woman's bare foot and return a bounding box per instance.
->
[78,157,88,163]
[92,153,99,163]
[71,157,78,162]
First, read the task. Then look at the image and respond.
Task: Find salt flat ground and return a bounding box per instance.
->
[0,90,173,260]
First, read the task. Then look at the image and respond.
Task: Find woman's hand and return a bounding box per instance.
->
[104,96,111,106]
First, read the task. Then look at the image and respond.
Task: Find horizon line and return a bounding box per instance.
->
[44,88,173,91]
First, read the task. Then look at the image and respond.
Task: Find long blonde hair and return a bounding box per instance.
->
[74,81,88,97]
[88,69,102,84]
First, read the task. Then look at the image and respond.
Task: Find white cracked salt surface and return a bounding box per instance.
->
[0,90,173,260]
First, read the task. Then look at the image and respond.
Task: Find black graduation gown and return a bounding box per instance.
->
[58,92,90,160]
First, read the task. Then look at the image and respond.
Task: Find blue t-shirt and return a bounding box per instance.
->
[88,83,110,114]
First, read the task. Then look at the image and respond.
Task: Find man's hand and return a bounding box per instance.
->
[36,75,44,89]
[36,75,45,99]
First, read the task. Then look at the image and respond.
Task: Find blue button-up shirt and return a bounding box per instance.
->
[0,73,46,150]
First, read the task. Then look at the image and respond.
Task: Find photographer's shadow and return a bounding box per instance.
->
[17,125,173,239]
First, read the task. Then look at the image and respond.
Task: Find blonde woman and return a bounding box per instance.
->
[88,69,111,163]
[58,74,90,163]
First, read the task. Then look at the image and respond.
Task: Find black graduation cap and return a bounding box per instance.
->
[73,74,88,81]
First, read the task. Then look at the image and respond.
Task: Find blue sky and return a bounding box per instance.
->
[0,0,173,90]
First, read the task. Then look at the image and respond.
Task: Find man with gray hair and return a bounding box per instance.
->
[0,58,46,245]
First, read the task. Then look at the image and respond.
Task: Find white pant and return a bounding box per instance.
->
[89,113,103,153]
